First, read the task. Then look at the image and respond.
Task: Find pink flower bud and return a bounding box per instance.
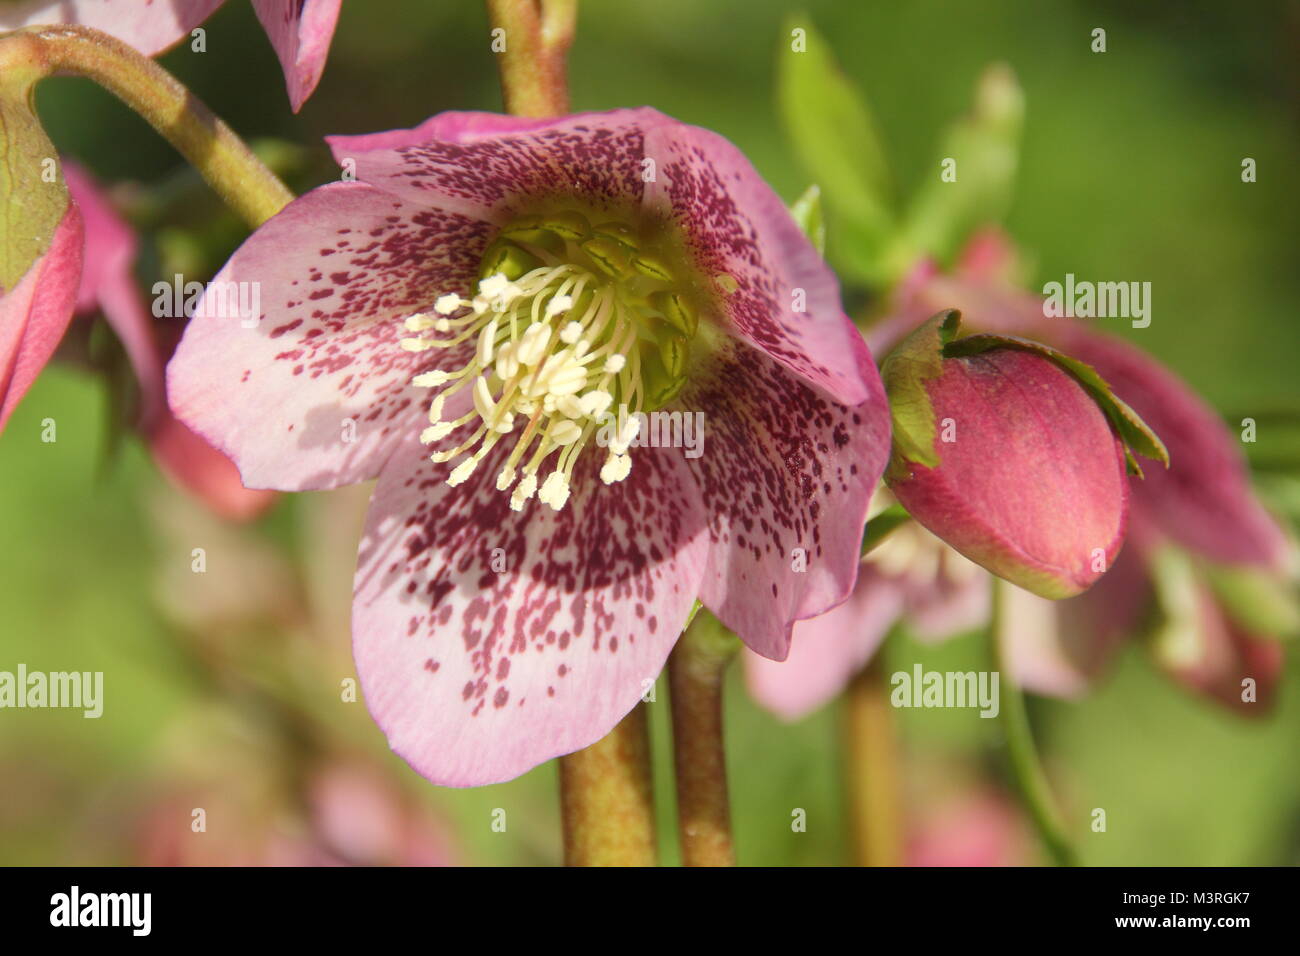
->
[882,310,1144,599]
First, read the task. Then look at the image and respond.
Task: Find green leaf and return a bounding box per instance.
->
[942,328,1171,476]
[886,63,1024,273]
[788,184,825,257]
[777,15,893,279]
[0,67,70,292]
[861,503,911,555]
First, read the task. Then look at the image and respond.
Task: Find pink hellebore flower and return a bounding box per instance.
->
[0,0,341,111]
[877,230,1295,713]
[169,108,891,786]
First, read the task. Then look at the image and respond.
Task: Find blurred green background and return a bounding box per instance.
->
[2,0,1298,865]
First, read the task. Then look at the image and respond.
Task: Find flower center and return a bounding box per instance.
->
[399,209,702,511]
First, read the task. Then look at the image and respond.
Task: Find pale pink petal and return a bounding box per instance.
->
[903,570,990,643]
[168,181,492,491]
[64,162,165,422]
[1008,538,1148,697]
[685,343,889,660]
[644,120,880,406]
[908,789,1028,867]
[0,205,83,432]
[1001,584,1088,698]
[744,569,903,721]
[251,0,341,112]
[0,0,224,56]
[353,432,709,787]
[147,412,277,521]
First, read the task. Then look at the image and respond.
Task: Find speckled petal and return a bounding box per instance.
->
[326,109,668,221]
[645,120,879,406]
[684,342,889,661]
[353,433,709,787]
[168,181,492,491]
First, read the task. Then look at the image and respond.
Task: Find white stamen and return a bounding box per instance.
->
[603,354,626,374]
[447,458,477,486]
[476,317,499,366]
[516,323,552,366]
[510,472,538,511]
[472,376,497,423]
[610,417,641,455]
[559,321,584,344]
[434,294,465,315]
[413,370,451,387]
[579,390,613,419]
[539,472,571,510]
[421,422,455,444]
[547,294,574,317]
[600,453,631,484]
[405,313,437,332]
[549,420,583,445]
[555,394,586,419]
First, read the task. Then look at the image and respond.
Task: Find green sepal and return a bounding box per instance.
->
[879,309,962,479]
[0,69,70,292]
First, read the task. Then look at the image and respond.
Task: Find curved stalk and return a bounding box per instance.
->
[0,25,293,227]
[988,578,1078,866]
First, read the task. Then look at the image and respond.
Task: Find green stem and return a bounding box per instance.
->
[843,652,904,866]
[988,578,1078,866]
[558,704,658,866]
[485,0,577,117]
[667,609,739,867]
[0,25,293,227]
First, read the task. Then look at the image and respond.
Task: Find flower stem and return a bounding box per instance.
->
[485,0,577,117]
[988,578,1078,866]
[0,25,293,227]
[843,651,904,866]
[558,703,658,866]
[667,609,739,866]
